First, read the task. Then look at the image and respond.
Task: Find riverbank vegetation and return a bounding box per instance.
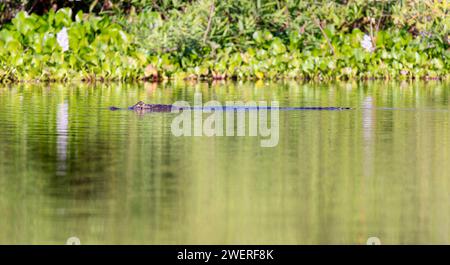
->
[0,0,449,82]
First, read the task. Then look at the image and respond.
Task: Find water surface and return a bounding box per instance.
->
[0,81,449,244]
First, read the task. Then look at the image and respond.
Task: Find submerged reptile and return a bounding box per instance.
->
[109,101,174,112]
[109,101,352,112]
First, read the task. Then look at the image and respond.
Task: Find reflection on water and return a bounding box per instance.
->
[0,81,449,244]
[362,96,374,178]
[56,102,68,176]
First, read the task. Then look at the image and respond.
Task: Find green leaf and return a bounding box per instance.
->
[252,31,264,44]
[270,38,286,55]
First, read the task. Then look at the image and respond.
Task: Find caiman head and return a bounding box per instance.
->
[132,101,147,110]
[129,101,174,112]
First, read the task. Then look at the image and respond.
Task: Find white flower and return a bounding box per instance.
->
[342,67,353,75]
[56,27,69,52]
[361,34,374,52]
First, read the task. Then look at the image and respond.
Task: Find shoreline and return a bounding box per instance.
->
[1,76,448,85]
[1,74,448,84]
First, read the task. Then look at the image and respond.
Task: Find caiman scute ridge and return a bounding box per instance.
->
[109,101,352,112]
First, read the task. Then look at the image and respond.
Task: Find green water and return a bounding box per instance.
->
[0,81,449,244]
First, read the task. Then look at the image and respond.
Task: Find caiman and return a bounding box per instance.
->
[109,101,174,112]
[109,101,352,112]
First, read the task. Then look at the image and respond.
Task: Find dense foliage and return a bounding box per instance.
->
[0,0,449,82]
[0,8,147,81]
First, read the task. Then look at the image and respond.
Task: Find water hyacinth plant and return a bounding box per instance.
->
[0,8,148,82]
[361,34,375,53]
[0,1,449,82]
[56,27,69,52]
